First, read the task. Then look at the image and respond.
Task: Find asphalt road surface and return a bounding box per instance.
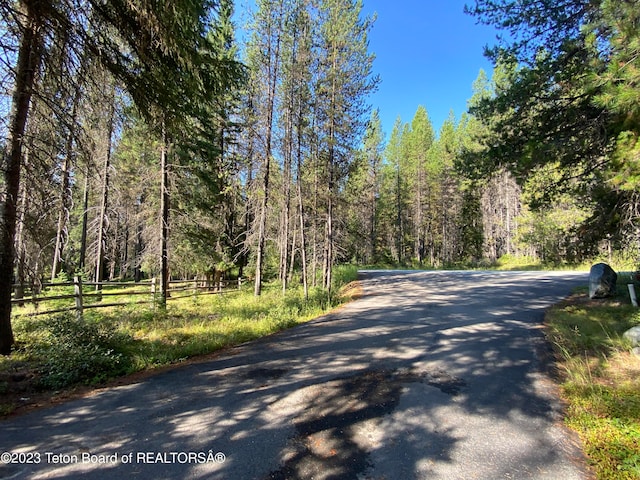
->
[1,270,592,480]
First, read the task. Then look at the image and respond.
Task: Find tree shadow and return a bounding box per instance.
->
[0,270,590,480]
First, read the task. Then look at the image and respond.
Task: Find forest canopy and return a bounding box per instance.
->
[1,0,639,353]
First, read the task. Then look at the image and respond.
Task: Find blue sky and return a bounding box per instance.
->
[362,0,500,138]
[234,0,501,140]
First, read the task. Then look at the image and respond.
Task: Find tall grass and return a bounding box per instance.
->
[1,266,360,400]
[546,283,640,479]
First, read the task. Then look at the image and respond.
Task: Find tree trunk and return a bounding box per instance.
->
[254,156,270,296]
[0,1,45,354]
[134,195,144,282]
[120,208,130,279]
[159,123,170,307]
[395,162,403,264]
[254,7,282,296]
[94,88,116,295]
[51,78,82,282]
[238,154,253,280]
[415,162,424,265]
[14,154,30,307]
[324,113,335,293]
[296,112,308,301]
[324,191,334,293]
[369,170,377,264]
[108,214,119,280]
[79,165,90,271]
[323,50,338,294]
[280,106,293,294]
[51,143,72,281]
[311,146,318,288]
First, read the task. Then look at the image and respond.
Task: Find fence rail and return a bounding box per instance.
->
[10,276,243,319]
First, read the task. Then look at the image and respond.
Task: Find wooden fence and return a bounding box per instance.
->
[10,276,243,319]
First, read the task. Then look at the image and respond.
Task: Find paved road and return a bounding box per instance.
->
[1,270,591,480]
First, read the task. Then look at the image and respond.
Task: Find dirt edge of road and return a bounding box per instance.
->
[1,281,365,420]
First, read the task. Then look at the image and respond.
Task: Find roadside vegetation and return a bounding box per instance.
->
[0,266,359,416]
[545,279,640,480]
[360,251,637,273]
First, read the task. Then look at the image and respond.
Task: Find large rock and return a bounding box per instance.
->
[623,326,640,357]
[623,326,640,346]
[589,263,618,299]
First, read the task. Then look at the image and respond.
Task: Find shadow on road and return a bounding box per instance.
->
[0,270,590,480]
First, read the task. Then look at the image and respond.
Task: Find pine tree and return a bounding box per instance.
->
[344,109,384,264]
[0,0,46,354]
[407,106,435,264]
[465,0,640,261]
[246,0,286,296]
[314,0,378,291]
[0,0,243,353]
[381,117,410,264]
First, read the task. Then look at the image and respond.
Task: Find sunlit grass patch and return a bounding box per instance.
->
[89,284,333,370]
[3,267,360,414]
[546,290,640,479]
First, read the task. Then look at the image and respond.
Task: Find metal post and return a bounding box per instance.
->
[628,283,638,307]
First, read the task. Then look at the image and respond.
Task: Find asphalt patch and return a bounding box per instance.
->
[266,367,466,480]
[244,367,289,380]
[420,369,466,396]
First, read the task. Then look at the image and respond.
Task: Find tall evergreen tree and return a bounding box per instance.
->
[289,0,313,298]
[246,0,286,296]
[0,0,46,354]
[314,0,378,291]
[0,0,243,353]
[459,68,521,262]
[171,0,245,286]
[465,0,640,259]
[345,108,384,264]
[407,106,435,264]
[380,117,409,263]
[276,0,313,292]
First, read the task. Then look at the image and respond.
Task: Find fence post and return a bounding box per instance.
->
[73,276,84,320]
[32,280,40,311]
[13,282,25,307]
[151,277,157,305]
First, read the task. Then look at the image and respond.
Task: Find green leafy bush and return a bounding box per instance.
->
[34,314,134,389]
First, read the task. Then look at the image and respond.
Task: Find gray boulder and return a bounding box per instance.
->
[624,326,640,357]
[589,263,618,299]
[623,325,640,346]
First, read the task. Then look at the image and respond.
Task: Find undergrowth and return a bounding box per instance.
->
[546,283,640,479]
[1,266,359,413]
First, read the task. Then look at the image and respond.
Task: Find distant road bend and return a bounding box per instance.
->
[1,270,591,480]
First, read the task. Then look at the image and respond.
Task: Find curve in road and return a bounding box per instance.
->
[0,270,591,480]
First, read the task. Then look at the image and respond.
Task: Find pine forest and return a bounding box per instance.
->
[2,0,640,354]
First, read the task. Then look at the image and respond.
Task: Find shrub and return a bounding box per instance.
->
[34,314,134,389]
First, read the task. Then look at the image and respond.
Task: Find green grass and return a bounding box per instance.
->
[1,266,360,412]
[546,283,640,479]
[110,282,343,369]
[471,252,636,272]
[360,254,595,271]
